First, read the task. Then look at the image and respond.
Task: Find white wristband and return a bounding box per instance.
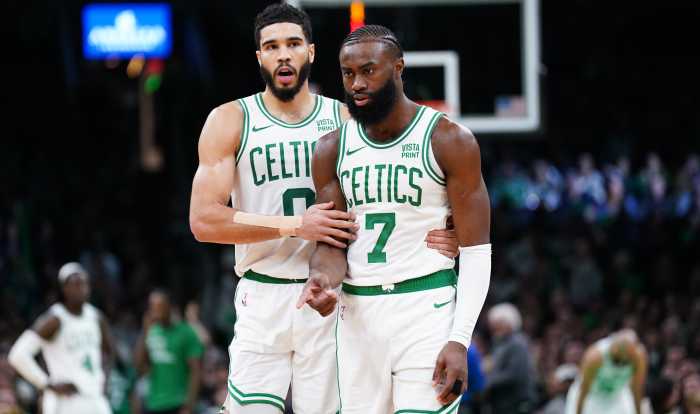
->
[449,243,491,348]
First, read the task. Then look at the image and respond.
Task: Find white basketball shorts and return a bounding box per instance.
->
[225,271,339,414]
[336,269,462,414]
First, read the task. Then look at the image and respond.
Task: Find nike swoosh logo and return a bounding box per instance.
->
[433,300,453,309]
[346,146,366,156]
[252,124,273,132]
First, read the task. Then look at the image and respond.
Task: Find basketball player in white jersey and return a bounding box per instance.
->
[8,262,114,414]
[189,5,458,414]
[298,25,491,413]
[565,330,648,414]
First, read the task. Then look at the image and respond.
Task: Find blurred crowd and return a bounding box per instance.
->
[1,151,700,413]
[474,152,700,413]
[490,152,700,225]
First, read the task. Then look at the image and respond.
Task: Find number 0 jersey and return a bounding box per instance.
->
[41,303,104,397]
[232,93,343,279]
[336,105,455,286]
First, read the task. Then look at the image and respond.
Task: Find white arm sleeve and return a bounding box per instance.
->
[449,243,491,348]
[8,330,49,389]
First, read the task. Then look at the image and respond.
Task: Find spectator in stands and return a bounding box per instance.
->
[134,290,203,414]
[541,364,578,414]
[681,372,700,414]
[569,153,607,218]
[184,302,211,347]
[565,238,603,308]
[484,303,537,414]
[647,376,680,414]
[532,159,564,212]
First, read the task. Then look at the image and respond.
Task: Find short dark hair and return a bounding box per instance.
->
[254,3,313,49]
[341,24,403,58]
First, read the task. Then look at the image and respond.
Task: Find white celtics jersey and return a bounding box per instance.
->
[232,93,343,279]
[42,303,104,396]
[336,105,454,286]
[590,337,634,396]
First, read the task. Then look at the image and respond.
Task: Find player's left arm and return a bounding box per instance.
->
[337,103,459,258]
[297,128,349,317]
[98,312,115,394]
[430,117,491,405]
[631,343,648,414]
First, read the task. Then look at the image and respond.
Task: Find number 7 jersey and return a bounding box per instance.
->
[336,105,455,286]
[232,93,343,279]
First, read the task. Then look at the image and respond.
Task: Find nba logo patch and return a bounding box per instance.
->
[242,293,248,307]
[340,305,346,320]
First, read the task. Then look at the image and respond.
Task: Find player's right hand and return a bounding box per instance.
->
[298,201,358,248]
[433,341,468,405]
[296,274,338,317]
[48,382,78,396]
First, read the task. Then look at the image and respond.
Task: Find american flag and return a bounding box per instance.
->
[495,95,526,117]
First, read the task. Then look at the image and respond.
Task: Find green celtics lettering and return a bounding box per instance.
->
[248,140,317,186]
[339,163,423,207]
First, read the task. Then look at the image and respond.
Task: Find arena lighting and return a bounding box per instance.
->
[82,3,172,59]
[144,59,164,94]
[126,54,145,78]
[350,1,366,32]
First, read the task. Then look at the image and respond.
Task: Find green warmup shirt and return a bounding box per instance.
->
[145,321,204,411]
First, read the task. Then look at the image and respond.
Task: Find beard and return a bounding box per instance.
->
[345,77,398,125]
[260,59,312,102]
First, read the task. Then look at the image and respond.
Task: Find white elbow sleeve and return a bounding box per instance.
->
[449,243,491,348]
[8,330,49,390]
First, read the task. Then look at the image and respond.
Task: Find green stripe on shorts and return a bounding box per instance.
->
[243,270,307,284]
[341,269,456,296]
[227,380,285,412]
[335,311,342,413]
[394,395,462,414]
